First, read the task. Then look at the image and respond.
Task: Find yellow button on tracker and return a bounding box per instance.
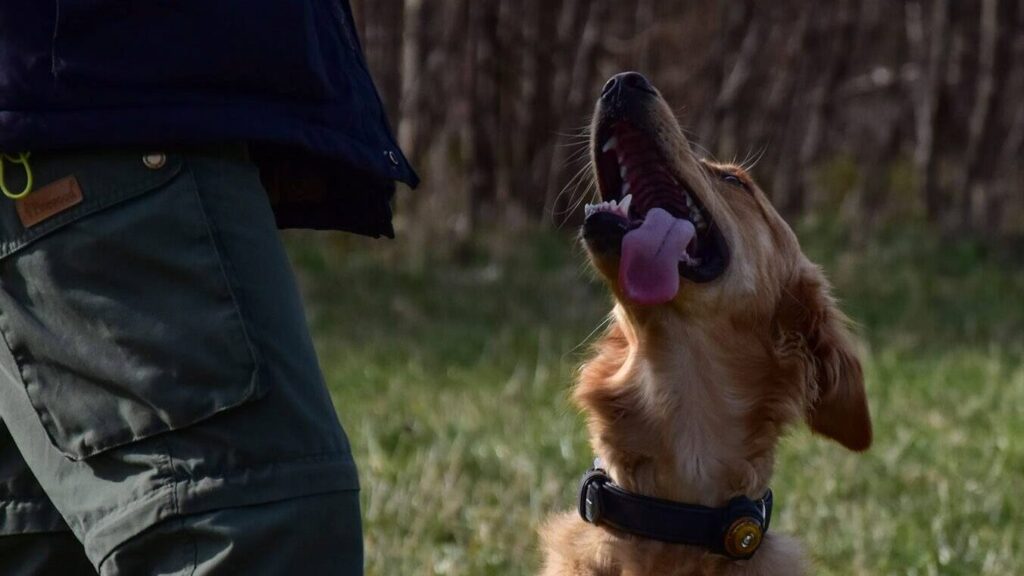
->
[724,517,763,558]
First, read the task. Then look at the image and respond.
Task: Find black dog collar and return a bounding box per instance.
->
[578,463,773,559]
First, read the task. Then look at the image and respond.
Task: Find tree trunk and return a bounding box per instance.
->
[633,0,656,72]
[398,0,425,160]
[908,0,951,225]
[521,0,561,214]
[360,0,404,122]
[714,0,760,161]
[544,0,608,224]
[795,0,854,217]
[466,0,501,230]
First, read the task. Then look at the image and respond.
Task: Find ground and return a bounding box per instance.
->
[284,223,1024,576]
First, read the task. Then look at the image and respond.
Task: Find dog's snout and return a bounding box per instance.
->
[600,72,657,104]
[620,72,655,93]
[600,76,618,98]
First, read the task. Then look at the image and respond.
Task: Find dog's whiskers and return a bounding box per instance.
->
[739,144,769,173]
[555,164,596,224]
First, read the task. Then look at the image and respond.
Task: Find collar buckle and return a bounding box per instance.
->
[577,467,611,524]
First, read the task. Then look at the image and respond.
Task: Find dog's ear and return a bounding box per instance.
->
[780,265,872,451]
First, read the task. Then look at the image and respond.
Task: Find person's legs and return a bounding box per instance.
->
[0,145,362,574]
[0,532,97,576]
[105,490,362,575]
[0,421,96,575]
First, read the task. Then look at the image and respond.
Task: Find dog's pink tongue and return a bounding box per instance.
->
[619,208,695,305]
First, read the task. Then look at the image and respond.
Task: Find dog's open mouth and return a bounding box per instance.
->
[585,121,728,303]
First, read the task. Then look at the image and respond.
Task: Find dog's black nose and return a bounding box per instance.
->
[601,72,657,103]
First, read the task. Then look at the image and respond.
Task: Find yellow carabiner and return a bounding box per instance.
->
[0,152,34,200]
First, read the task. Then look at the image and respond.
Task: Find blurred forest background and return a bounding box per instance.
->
[282,2,1024,574]
[350,0,1024,245]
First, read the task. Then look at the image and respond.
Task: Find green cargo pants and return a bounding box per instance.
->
[0,146,363,575]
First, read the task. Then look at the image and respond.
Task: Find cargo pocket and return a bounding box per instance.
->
[0,152,262,461]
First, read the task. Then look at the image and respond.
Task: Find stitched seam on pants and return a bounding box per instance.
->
[183,160,265,398]
[160,438,182,517]
[160,435,196,576]
[0,306,66,463]
[0,498,68,533]
[187,518,198,576]
[186,449,351,475]
[0,499,61,509]
[92,483,177,572]
[92,451,353,570]
[88,449,351,535]
[89,449,351,529]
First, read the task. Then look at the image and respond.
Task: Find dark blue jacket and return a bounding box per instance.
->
[0,0,418,237]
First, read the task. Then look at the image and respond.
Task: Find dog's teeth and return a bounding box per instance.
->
[601,137,618,153]
[685,194,694,208]
[584,204,595,217]
[679,252,703,266]
[621,182,631,196]
[620,165,628,179]
[610,200,624,217]
[618,194,632,215]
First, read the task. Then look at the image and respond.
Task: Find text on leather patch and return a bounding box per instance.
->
[16,176,84,228]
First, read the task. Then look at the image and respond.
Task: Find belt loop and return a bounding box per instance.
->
[0,152,34,199]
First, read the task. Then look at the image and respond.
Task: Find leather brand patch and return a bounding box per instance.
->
[16,176,84,228]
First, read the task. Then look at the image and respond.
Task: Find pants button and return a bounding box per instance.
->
[143,153,167,170]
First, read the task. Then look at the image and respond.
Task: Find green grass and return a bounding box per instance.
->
[284,224,1024,575]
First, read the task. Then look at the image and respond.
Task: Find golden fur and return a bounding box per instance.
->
[539,83,871,576]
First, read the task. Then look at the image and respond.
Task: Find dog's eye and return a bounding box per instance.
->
[722,174,745,188]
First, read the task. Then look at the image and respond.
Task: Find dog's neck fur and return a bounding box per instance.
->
[573,305,805,575]
[588,304,776,506]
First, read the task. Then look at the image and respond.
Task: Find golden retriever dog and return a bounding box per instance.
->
[539,72,872,576]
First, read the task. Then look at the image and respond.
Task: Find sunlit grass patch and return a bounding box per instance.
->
[777,346,1024,575]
